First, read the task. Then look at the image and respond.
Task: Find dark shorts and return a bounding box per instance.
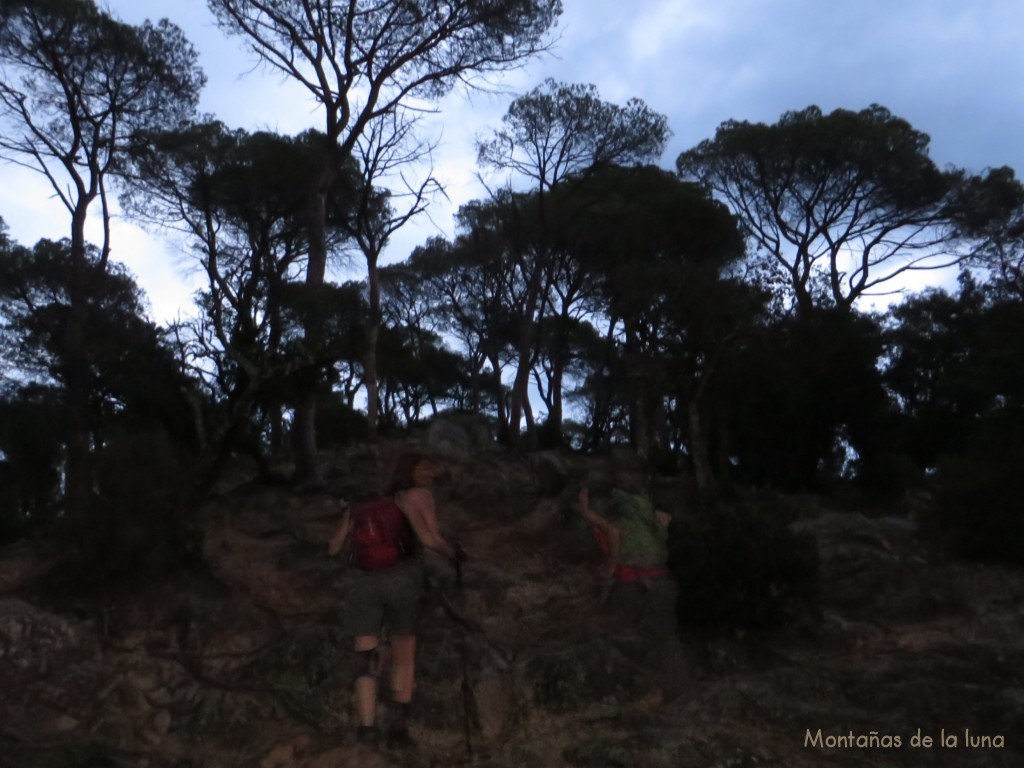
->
[346,559,424,637]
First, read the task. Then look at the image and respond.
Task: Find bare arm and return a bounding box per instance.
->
[577,487,621,576]
[397,489,457,561]
[327,502,351,556]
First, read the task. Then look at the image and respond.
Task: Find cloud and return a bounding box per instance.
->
[0,169,69,244]
[4,0,1023,321]
[626,0,717,64]
[108,221,204,324]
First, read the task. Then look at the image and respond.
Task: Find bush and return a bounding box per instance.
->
[52,427,194,586]
[928,416,1024,565]
[54,742,116,768]
[315,398,369,447]
[668,496,819,629]
[0,389,65,542]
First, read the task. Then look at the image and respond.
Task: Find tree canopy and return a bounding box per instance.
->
[0,0,204,259]
[2,3,1024,572]
[479,78,671,190]
[205,0,563,482]
[677,105,974,315]
[0,0,204,519]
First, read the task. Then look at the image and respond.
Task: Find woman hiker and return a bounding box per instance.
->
[328,453,461,748]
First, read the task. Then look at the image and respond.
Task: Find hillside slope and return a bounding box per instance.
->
[1,441,1022,767]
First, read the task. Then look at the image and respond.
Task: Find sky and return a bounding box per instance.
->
[1,0,1022,322]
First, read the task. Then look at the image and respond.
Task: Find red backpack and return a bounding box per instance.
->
[350,496,415,570]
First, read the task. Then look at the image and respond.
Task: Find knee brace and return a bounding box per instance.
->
[355,645,386,682]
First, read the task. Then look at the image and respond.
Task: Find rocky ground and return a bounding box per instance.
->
[1,433,1022,767]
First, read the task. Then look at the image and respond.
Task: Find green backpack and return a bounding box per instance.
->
[604,489,668,569]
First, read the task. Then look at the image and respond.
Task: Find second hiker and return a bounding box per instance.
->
[573,467,672,585]
[571,466,690,700]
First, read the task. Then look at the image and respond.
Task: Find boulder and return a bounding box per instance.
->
[424,413,494,460]
[0,599,95,681]
[0,542,54,594]
[792,512,934,616]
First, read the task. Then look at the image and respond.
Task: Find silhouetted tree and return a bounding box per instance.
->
[404,215,521,436]
[343,110,441,437]
[0,385,64,540]
[0,236,197,539]
[478,79,669,444]
[962,166,1024,301]
[881,278,987,474]
[883,274,1024,562]
[722,308,889,490]
[208,0,562,482]
[564,165,748,481]
[377,324,467,425]
[882,271,1024,471]
[122,122,360,483]
[0,0,203,518]
[677,105,976,316]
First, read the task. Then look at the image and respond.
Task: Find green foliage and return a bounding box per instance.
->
[668,497,819,628]
[881,276,1024,514]
[315,397,369,448]
[124,124,363,398]
[0,386,65,541]
[928,412,1024,565]
[0,0,204,166]
[378,324,467,425]
[872,268,1024,557]
[208,0,561,128]
[1,235,202,541]
[52,428,193,586]
[555,165,749,457]
[724,309,889,490]
[50,741,116,768]
[881,279,989,474]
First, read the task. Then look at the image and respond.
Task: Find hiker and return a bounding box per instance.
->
[328,453,462,748]
[572,468,673,585]
[572,468,690,699]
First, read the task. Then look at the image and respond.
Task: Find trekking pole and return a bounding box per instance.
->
[454,546,473,765]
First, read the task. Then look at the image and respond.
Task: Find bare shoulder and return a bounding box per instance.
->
[581,505,616,533]
[396,487,435,515]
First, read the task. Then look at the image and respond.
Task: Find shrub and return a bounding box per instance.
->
[52,427,194,586]
[315,398,369,447]
[928,415,1024,565]
[668,496,819,629]
[54,742,116,768]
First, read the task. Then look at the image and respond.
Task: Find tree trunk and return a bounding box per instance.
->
[488,351,510,444]
[688,396,717,495]
[292,162,333,486]
[508,321,534,446]
[624,326,655,460]
[63,201,93,521]
[291,395,320,484]
[715,407,732,487]
[365,250,381,438]
[586,318,619,449]
[508,190,549,447]
[268,405,285,457]
[539,310,571,447]
[631,388,654,462]
[540,355,565,448]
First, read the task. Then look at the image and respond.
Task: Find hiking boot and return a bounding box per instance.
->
[356,725,381,747]
[384,701,413,749]
[383,724,416,751]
